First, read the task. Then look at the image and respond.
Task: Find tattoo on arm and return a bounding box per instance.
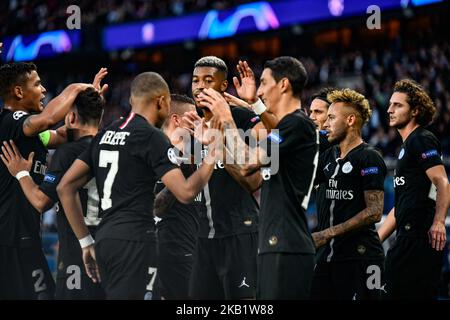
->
[153,187,177,218]
[23,116,33,129]
[330,190,384,238]
[222,121,265,173]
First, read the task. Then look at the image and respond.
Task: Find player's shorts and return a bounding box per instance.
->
[55,265,105,300]
[189,233,257,299]
[95,238,158,300]
[257,252,314,300]
[156,255,194,300]
[0,244,55,299]
[311,258,385,300]
[384,236,443,299]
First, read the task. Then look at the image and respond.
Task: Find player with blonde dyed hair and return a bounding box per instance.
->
[326,88,372,128]
[311,88,386,300]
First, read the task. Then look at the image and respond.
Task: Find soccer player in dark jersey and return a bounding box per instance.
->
[57,72,221,300]
[1,87,106,300]
[310,89,386,300]
[308,87,337,265]
[378,79,449,299]
[153,94,203,299]
[0,62,92,299]
[309,87,337,153]
[189,56,263,300]
[200,56,319,299]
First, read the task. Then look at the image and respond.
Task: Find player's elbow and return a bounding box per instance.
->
[175,187,197,204]
[36,196,53,215]
[176,193,194,205]
[56,180,72,199]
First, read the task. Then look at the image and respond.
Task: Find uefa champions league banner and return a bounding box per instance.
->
[0,30,81,62]
[0,0,442,61]
[102,0,441,50]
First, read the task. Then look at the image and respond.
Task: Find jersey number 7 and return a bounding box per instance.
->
[99,150,119,210]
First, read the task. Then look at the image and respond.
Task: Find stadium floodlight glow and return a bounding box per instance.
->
[198,2,280,39]
[1,30,81,62]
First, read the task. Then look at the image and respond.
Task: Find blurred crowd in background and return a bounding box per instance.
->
[1,0,255,36]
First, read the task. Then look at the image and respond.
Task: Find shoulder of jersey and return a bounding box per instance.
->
[1,109,29,121]
[290,110,316,131]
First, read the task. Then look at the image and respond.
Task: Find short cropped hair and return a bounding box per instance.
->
[0,62,37,100]
[74,87,104,126]
[264,56,307,99]
[130,72,169,101]
[194,56,228,79]
[327,88,372,125]
[394,79,436,126]
[170,94,195,116]
[310,87,337,106]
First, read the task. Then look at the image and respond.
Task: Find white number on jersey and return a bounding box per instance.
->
[32,269,47,293]
[99,150,119,210]
[146,267,158,291]
[83,178,101,226]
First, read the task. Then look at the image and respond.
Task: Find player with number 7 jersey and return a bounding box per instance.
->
[58,72,219,299]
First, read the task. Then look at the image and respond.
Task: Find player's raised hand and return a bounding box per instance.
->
[207,116,224,161]
[92,67,109,97]
[428,220,446,251]
[180,110,198,135]
[0,140,34,176]
[223,92,251,109]
[233,60,258,104]
[198,88,233,123]
[82,245,101,283]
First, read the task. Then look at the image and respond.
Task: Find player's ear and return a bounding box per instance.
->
[173,114,181,127]
[220,79,228,93]
[157,95,165,110]
[13,85,24,100]
[69,111,77,126]
[347,113,357,127]
[279,78,290,94]
[411,107,419,118]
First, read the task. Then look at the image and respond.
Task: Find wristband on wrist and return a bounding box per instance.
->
[251,99,267,115]
[15,171,30,181]
[79,234,95,249]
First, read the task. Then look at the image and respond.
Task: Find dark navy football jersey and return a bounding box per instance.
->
[155,162,200,260]
[78,112,178,243]
[316,143,386,261]
[258,109,318,254]
[197,107,260,238]
[393,127,444,236]
[0,109,47,246]
[39,136,100,277]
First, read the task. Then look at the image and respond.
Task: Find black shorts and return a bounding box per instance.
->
[0,244,55,299]
[385,236,443,299]
[257,252,314,300]
[156,256,194,300]
[55,265,105,300]
[189,233,257,299]
[311,258,385,300]
[95,239,158,300]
